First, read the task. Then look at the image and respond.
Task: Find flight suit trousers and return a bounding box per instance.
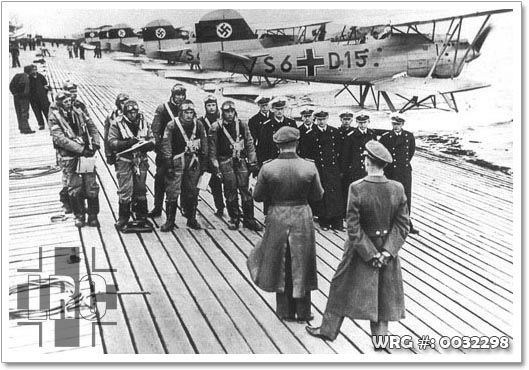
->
[165,153,201,214]
[218,157,253,221]
[115,157,149,204]
[209,172,225,211]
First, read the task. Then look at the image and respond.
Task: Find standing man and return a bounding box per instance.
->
[340,111,376,215]
[108,100,155,232]
[67,44,73,59]
[10,43,21,68]
[48,92,101,228]
[149,83,187,218]
[337,110,355,142]
[79,44,85,60]
[28,65,51,130]
[248,126,324,322]
[104,93,129,165]
[248,96,271,147]
[62,81,88,114]
[379,113,418,234]
[197,95,225,217]
[297,108,314,137]
[208,100,262,231]
[306,141,410,349]
[256,97,297,167]
[10,65,35,134]
[161,100,208,231]
[73,42,79,58]
[299,110,343,231]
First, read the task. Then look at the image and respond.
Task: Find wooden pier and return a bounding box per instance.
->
[7,48,515,357]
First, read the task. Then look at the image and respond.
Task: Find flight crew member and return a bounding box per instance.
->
[299,110,344,231]
[340,111,376,215]
[197,95,225,217]
[208,100,262,231]
[256,97,297,167]
[306,140,410,348]
[161,100,208,231]
[104,93,129,165]
[149,83,187,218]
[337,110,355,142]
[379,113,419,234]
[48,91,101,228]
[108,100,155,232]
[248,96,271,147]
[62,81,88,114]
[248,126,324,322]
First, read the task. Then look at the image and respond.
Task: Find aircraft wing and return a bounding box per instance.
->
[373,75,490,97]
[353,9,512,30]
[219,50,269,62]
[158,48,191,59]
[256,20,331,32]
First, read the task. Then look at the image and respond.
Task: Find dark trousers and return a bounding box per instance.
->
[209,172,225,211]
[30,99,50,128]
[276,244,311,319]
[12,55,21,68]
[14,97,32,132]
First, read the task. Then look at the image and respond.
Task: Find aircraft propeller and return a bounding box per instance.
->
[466,25,492,62]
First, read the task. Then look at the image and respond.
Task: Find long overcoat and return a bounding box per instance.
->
[325,175,410,321]
[247,152,324,298]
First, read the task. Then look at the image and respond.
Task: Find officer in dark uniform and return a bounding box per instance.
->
[299,110,343,231]
[379,113,418,234]
[28,65,50,130]
[248,96,271,147]
[149,83,187,218]
[197,95,225,217]
[306,140,410,347]
[208,100,262,231]
[256,97,297,167]
[337,110,354,142]
[161,100,208,231]
[297,108,314,137]
[340,111,376,215]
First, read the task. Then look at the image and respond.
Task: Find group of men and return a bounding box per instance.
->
[248,96,418,234]
[10,64,51,134]
[13,73,416,346]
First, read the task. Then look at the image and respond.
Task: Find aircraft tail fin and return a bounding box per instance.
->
[195,9,257,43]
[142,20,181,42]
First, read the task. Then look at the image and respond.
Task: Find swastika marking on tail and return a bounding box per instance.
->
[118,29,126,38]
[155,28,166,39]
[216,22,233,39]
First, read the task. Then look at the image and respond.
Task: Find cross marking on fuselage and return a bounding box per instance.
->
[297,49,325,77]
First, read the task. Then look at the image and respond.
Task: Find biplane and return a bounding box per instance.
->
[142,13,333,70]
[193,8,512,112]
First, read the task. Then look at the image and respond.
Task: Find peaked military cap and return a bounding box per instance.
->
[300,108,314,116]
[390,112,405,124]
[356,111,370,122]
[339,110,354,118]
[364,140,393,164]
[313,109,329,119]
[273,126,300,144]
[270,97,287,109]
[255,96,271,105]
